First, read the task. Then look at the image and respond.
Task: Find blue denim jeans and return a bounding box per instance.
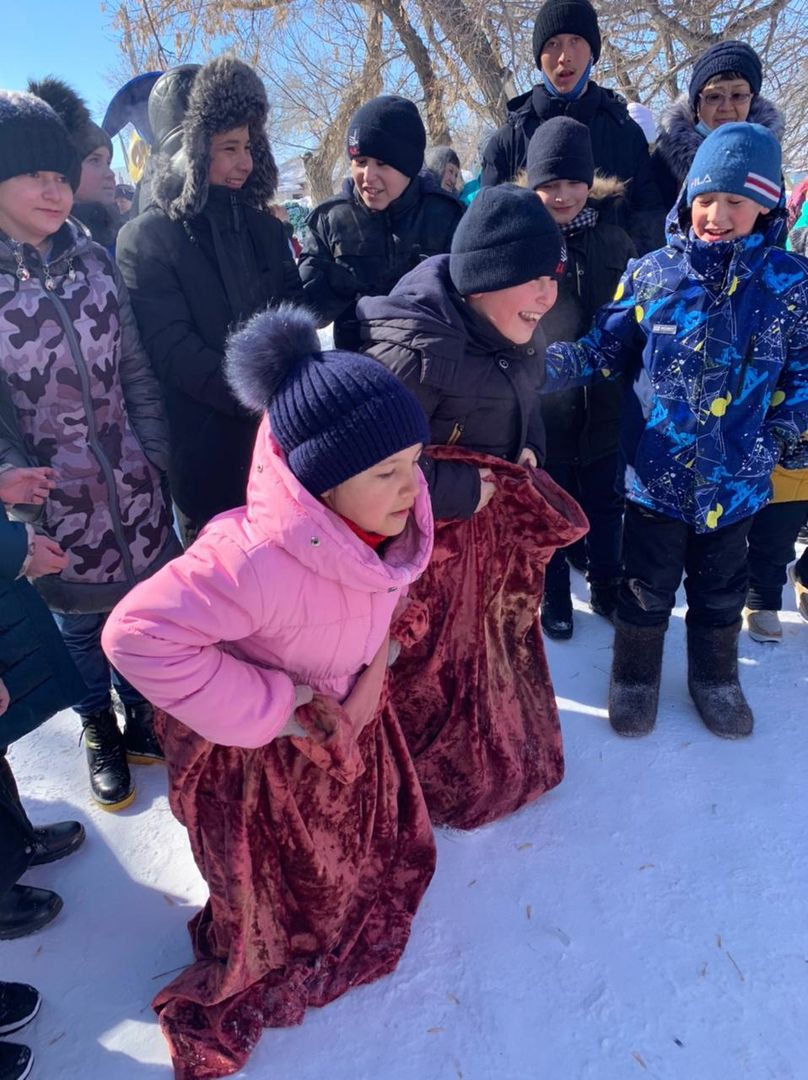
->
[53,612,143,716]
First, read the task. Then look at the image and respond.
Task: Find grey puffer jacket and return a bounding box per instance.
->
[0,220,179,614]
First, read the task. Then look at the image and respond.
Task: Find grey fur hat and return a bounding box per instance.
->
[154,55,278,221]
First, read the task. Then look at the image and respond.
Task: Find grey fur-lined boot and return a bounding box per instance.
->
[687,621,753,739]
[608,618,667,736]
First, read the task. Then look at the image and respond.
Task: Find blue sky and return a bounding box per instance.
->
[4,2,130,165]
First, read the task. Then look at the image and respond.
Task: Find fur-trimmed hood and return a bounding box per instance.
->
[655,94,784,188]
[152,55,278,221]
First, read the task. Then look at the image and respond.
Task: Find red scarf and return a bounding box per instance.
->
[338,514,387,551]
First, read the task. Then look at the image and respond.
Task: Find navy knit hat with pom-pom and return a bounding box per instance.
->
[225,306,430,495]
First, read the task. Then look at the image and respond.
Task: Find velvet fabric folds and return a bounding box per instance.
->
[390,446,589,830]
[152,637,436,1080]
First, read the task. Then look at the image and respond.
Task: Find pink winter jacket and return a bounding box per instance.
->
[102,416,433,748]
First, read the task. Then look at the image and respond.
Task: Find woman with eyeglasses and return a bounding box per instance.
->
[651,41,784,213]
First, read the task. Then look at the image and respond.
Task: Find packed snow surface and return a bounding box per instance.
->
[4,563,806,1080]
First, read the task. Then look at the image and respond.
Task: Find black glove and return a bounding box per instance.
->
[327,260,360,299]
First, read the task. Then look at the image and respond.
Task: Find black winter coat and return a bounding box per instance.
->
[540,207,636,466]
[299,175,463,350]
[358,255,547,520]
[117,186,305,525]
[0,505,85,747]
[480,82,665,254]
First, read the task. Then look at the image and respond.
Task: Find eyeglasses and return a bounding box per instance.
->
[699,91,752,107]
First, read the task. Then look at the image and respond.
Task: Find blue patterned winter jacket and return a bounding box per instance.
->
[544,200,808,533]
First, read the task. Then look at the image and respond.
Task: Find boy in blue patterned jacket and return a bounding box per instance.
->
[543,123,808,739]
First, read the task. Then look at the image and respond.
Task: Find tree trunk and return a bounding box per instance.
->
[379,0,451,143]
[302,6,384,203]
[421,0,513,123]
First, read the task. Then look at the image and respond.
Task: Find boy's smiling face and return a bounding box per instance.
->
[690,192,768,242]
[534,179,589,225]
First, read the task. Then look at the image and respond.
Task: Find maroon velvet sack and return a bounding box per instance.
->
[390,446,589,830]
[152,647,436,1080]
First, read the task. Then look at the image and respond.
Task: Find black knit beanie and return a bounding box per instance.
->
[27,78,113,162]
[688,41,763,112]
[532,0,602,65]
[226,306,431,496]
[347,95,426,178]
[449,184,565,295]
[527,116,594,188]
[0,89,81,189]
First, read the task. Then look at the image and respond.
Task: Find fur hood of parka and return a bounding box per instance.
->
[654,94,785,192]
[151,55,278,220]
[102,414,434,748]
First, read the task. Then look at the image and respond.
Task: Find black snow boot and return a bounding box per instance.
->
[80,707,135,810]
[0,886,62,941]
[589,579,619,622]
[608,618,667,736]
[0,1041,33,1080]
[541,589,574,640]
[687,621,753,739]
[123,702,165,764]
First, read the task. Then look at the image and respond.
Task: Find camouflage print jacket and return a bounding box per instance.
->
[0,219,180,614]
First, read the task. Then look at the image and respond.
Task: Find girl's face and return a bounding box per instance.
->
[350,157,411,211]
[208,126,253,189]
[690,192,767,242]
[76,146,116,205]
[467,277,558,344]
[534,179,589,224]
[321,443,423,537]
[0,172,73,249]
[696,78,753,130]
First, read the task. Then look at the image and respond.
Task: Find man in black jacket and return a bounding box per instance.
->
[481,0,665,253]
[117,58,305,543]
[300,95,463,350]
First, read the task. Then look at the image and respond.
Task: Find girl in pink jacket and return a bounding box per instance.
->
[102,307,435,1080]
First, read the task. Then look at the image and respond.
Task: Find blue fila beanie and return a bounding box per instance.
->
[686,122,782,209]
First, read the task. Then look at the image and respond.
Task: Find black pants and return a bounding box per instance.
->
[746,500,808,610]
[0,750,34,900]
[618,503,753,628]
[544,453,624,597]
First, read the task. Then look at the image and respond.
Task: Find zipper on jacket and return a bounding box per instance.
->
[230,192,240,233]
[731,335,755,403]
[575,259,585,299]
[37,273,138,584]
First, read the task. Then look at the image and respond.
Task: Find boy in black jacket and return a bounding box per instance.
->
[526,117,636,638]
[300,95,463,350]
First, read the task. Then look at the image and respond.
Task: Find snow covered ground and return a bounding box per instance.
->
[4,558,807,1080]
